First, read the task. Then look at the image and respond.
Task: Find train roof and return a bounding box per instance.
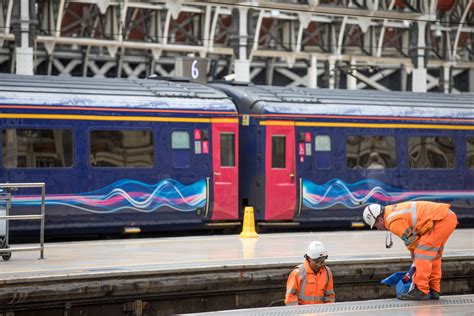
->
[212,83,474,118]
[0,74,236,112]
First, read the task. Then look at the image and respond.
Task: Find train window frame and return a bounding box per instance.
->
[466,137,474,169]
[345,134,397,170]
[88,128,154,169]
[314,135,331,169]
[407,135,456,170]
[220,132,236,167]
[171,129,191,169]
[2,127,74,169]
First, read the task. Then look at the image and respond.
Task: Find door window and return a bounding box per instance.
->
[220,133,235,167]
[272,135,286,168]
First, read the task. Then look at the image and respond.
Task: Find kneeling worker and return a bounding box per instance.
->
[285,241,335,305]
[363,201,458,300]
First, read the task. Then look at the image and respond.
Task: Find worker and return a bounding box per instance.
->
[363,201,458,300]
[285,241,335,305]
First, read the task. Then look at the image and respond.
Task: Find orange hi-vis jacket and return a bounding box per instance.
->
[384,201,451,250]
[285,260,335,305]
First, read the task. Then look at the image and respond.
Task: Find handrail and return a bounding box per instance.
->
[0,182,46,260]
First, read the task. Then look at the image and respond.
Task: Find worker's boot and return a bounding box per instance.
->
[399,286,430,301]
[430,289,440,300]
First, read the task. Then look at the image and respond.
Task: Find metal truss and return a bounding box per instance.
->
[0,0,473,92]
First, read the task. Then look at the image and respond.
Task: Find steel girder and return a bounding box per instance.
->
[0,0,472,92]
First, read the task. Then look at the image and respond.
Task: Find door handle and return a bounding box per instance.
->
[214,172,221,176]
[289,173,295,178]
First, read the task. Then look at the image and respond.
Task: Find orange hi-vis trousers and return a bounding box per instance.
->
[413,211,458,294]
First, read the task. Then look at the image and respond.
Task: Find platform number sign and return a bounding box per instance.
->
[175,57,209,83]
[191,60,199,79]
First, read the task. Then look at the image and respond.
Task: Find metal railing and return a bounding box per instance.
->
[0,183,46,260]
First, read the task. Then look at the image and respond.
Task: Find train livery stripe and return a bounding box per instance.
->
[0,113,238,124]
[260,120,474,130]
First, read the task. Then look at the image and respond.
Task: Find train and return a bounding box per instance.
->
[0,73,473,237]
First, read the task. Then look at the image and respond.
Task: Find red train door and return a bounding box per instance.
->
[265,122,296,220]
[211,121,239,220]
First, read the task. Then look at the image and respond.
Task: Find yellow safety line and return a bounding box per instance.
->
[260,120,474,130]
[0,113,238,124]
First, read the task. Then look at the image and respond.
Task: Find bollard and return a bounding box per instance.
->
[240,206,259,238]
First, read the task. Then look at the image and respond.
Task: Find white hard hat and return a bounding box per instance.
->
[305,241,328,259]
[363,204,383,228]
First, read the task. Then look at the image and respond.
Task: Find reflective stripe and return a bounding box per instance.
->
[386,202,417,228]
[324,290,335,295]
[286,289,298,296]
[324,297,335,302]
[296,264,329,302]
[386,208,412,221]
[416,244,441,252]
[286,301,298,306]
[410,202,417,228]
[414,253,437,260]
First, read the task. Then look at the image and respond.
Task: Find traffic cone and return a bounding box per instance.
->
[240,206,259,238]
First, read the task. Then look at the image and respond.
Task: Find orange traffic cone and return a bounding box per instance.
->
[240,206,259,238]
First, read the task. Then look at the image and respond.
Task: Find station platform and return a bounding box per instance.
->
[0,229,473,314]
[187,294,474,315]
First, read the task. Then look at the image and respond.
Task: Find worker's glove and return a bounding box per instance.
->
[415,220,433,236]
[402,228,418,247]
[402,264,416,282]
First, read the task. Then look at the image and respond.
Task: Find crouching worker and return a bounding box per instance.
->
[363,201,458,300]
[285,241,335,305]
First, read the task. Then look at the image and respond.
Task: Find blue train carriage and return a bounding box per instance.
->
[213,83,474,228]
[0,74,239,236]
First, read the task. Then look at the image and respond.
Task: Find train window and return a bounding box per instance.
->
[346,136,396,169]
[171,131,190,168]
[89,130,153,168]
[220,133,235,167]
[408,136,455,169]
[315,135,331,169]
[171,131,190,149]
[468,138,474,169]
[315,135,331,151]
[2,128,73,168]
[272,136,286,168]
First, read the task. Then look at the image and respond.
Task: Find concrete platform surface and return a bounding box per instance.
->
[1,229,472,283]
[184,294,474,316]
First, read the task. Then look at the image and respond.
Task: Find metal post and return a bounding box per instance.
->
[15,0,34,75]
[308,55,317,88]
[5,191,10,248]
[347,58,357,90]
[328,56,336,89]
[411,21,427,92]
[469,68,474,93]
[234,7,250,82]
[40,184,45,259]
